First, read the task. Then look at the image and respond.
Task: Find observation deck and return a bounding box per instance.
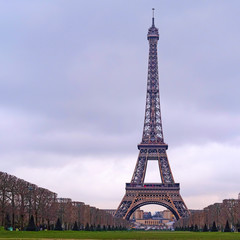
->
[126,183,180,191]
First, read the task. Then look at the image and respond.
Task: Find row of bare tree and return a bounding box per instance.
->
[0,171,128,230]
[175,198,240,231]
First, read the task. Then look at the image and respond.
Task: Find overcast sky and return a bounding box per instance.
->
[1,0,240,211]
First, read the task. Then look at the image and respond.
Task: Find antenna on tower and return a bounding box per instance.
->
[152,8,155,26]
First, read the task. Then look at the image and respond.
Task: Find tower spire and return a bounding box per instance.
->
[152,8,155,26]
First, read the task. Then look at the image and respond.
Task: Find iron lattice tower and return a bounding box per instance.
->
[114,13,189,220]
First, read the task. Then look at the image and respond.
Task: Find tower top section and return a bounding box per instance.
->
[140,9,164,146]
[147,8,159,40]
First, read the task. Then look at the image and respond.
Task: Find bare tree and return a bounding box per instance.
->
[0,171,129,230]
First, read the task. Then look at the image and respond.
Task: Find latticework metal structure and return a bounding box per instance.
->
[115,13,189,220]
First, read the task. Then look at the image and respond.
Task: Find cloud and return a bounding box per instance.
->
[163,103,240,146]
[7,141,240,211]
[169,142,240,208]
[12,154,137,209]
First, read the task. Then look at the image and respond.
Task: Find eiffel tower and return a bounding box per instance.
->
[114,11,189,220]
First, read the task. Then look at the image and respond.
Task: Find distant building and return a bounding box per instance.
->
[57,198,72,203]
[131,209,176,230]
[103,209,116,216]
[130,209,144,220]
[143,211,152,219]
[135,209,144,219]
[238,193,240,200]
[136,219,163,226]
[162,210,175,222]
[152,211,163,218]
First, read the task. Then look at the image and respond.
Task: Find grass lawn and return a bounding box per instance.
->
[0,231,240,239]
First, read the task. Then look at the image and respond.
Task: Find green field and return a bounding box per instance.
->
[0,231,240,240]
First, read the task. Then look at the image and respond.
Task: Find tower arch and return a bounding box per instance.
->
[125,201,180,220]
